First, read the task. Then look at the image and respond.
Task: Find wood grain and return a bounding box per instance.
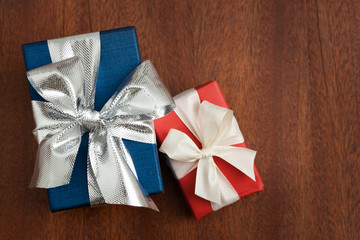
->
[0,0,359,239]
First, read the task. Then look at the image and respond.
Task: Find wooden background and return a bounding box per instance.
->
[0,0,359,239]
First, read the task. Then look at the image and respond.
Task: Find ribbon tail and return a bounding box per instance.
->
[30,123,82,188]
[88,128,158,210]
[215,146,257,181]
[195,157,222,205]
[86,133,106,205]
[210,167,241,211]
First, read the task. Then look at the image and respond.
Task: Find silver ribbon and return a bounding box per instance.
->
[27,32,175,210]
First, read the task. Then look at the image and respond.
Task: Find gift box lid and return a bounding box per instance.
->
[23,27,164,212]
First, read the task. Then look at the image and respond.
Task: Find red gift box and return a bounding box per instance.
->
[155,81,264,219]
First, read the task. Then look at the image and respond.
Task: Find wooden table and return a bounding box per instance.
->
[0,0,359,239]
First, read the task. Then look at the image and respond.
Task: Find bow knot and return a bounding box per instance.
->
[77,109,103,131]
[200,148,214,159]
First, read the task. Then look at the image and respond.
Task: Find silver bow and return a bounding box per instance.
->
[27,58,175,210]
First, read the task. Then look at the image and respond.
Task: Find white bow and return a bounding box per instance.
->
[160,91,256,205]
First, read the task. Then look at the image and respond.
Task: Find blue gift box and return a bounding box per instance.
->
[22,27,164,212]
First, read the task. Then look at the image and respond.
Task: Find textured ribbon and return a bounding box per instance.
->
[27,48,175,209]
[159,88,256,205]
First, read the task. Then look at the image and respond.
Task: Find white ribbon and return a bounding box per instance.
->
[159,88,256,206]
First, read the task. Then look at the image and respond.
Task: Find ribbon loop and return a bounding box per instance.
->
[198,101,234,148]
[27,57,87,115]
